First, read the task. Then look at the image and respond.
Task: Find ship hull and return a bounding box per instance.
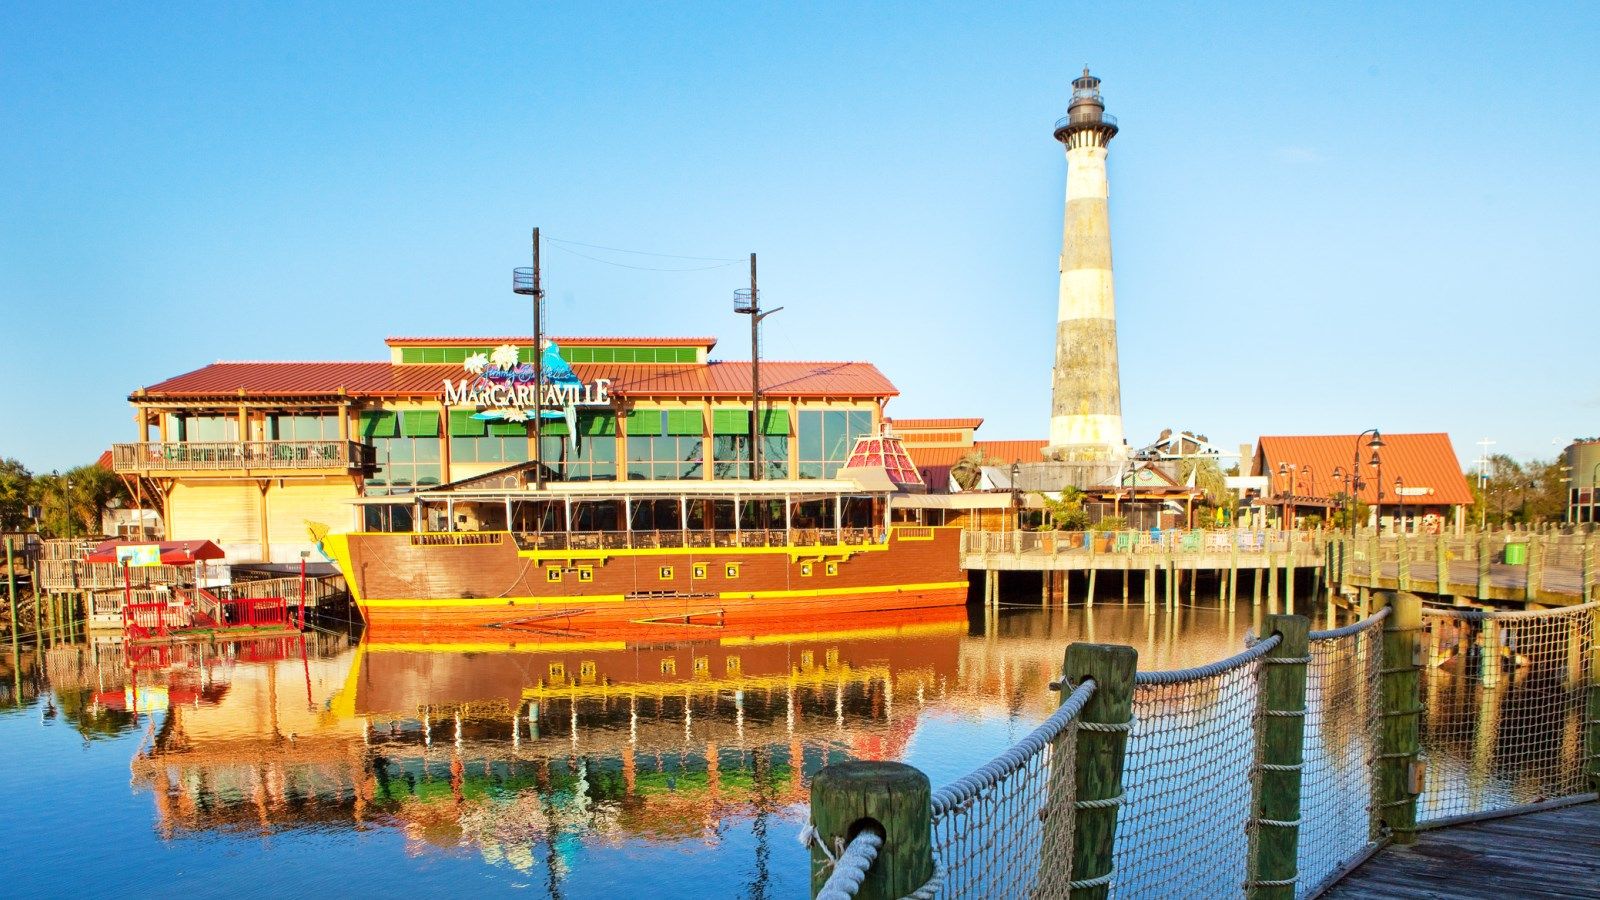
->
[322,526,970,633]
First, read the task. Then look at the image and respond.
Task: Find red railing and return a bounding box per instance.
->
[222,596,290,628]
[123,601,180,639]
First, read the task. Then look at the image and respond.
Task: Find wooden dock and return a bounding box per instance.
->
[1326,801,1600,898]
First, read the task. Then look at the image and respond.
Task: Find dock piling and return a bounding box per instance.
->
[1063,641,1137,900]
[808,761,933,899]
[1373,591,1422,845]
[1247,613,1309,899]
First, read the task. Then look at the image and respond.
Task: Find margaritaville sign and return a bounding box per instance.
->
[441,342,610,422]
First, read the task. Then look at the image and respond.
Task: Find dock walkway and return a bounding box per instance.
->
[1326,802,1600,899]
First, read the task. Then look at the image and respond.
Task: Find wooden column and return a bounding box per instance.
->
[1063,642,1137,900]
[1588,604,1600,793]
[1396,532,1411,592]
[1525,533,1542,602]
[808,761,932,899]
[1435,532,1449,594]
[1248,613,1310,899]
[1476,531,1491,600]
[1373,592,1422,845]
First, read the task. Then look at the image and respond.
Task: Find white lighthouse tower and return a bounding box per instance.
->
[1044,67,1125,463]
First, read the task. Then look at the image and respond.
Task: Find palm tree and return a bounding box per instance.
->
[949,451,990,492]
[35,463,126,538]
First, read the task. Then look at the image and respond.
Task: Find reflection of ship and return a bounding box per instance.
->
[129,608,965,875]
[322,434,968,632]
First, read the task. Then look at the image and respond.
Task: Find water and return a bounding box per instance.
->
[0,594,1315,898]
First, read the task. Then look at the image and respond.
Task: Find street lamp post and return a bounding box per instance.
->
[1394,475,1406,534]
[1276,461,1297,529]
[1349,430,1384,532]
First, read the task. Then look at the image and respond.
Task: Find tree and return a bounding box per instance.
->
[1036,486,1090,530]
[1177,457,1230,521]
[33,462,127,538]
[949,451,990,492]
[0,458,34,531]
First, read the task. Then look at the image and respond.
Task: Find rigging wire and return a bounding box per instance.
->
[544,235,741,263]
[547,242,745,272]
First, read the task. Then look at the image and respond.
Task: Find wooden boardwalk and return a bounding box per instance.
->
[1326,802,1600,898]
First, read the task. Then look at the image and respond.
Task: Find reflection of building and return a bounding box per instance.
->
[114,335,894,563]
[129,610,965,872]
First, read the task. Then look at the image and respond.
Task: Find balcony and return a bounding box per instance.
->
[112,440,375,474]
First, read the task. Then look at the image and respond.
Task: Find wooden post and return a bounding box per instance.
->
[1063,642,1138,900]
[809,761,932,898]
[1283,547,1294,611]
[1396,532,1411,592]
[1248,613,1310,899]
[1372,592,1422,845]
[5,538,19,650]
[1122,560,1130,605]
[1524,533,1542,603]
[1583,534,1595,603]
[1588,605,1600,793]
[1253,562,1263,606]
[1087,568,1097,607]
[1144,562,1155,608]
[1230,538,1240,606]
[1435,532,1449,594]
[1476,531,1491,600]
[1266,557,1278,606]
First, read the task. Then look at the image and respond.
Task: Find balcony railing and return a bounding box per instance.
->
[112,440,375,473]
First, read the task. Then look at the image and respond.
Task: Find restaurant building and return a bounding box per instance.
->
[1250,433,1474,533]
[113,335,891,563]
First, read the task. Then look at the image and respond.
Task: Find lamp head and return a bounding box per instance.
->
[1367,432,1385,450]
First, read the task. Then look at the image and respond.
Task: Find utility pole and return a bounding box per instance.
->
[1475,437,1496,529]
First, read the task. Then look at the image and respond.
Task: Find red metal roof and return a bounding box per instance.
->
[385,335,718,349]
[905,440,1048,469]
[137,360,896,400]
[889,417,984,430]
[85,539,226,564]
[1252,433,1473,506]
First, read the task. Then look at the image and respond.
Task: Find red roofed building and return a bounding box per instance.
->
[1251,433,1473,533]
[114,334,897,562]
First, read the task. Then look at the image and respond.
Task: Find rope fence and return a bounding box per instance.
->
[1112,636,1280,898]
[1417,601,1597,825]
[803,595,1599,899]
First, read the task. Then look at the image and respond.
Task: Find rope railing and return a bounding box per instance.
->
[1416,600,1597,825]
[802,598,1599,899]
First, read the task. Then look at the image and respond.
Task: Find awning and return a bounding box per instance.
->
[85,540,226,565]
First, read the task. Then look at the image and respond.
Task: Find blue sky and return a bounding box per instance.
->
[3,2,1595,472]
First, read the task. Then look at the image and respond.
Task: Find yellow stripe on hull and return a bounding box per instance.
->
[722,581,970,601]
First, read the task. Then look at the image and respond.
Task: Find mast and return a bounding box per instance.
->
[513,228,546,495]
[533,227,544,491]
[749,253,760,481]
[735,255,782,483]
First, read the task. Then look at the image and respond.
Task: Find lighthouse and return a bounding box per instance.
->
[1044,67,1125,463]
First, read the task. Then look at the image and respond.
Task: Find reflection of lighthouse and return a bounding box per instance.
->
[1045,67,1125,462]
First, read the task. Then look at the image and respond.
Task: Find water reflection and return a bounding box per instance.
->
[3,593,1357,897]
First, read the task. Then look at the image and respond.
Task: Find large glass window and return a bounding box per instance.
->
[168,414,239,442]
[365,436,442,494]
[268,413,339,441]
[452,435,530,464]
[713,435,789,479]
[797,410,872,479]
[625,409,702,480]
[626,435,703,480]
[537,411,618,481]
[362,411,441,494]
